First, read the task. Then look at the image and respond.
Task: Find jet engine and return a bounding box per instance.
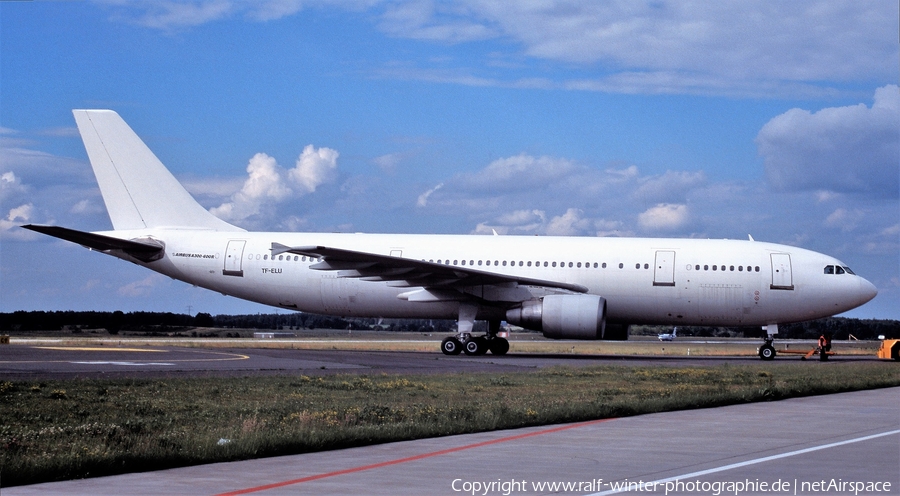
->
[506,294,607,340]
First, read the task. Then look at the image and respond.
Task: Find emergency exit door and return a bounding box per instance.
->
[223,240,246,277]
[653,250,676,287]
[770,253,793,290]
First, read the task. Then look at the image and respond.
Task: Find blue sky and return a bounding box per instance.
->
[1,1,897,319]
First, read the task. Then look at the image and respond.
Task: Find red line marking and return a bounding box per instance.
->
[215,418,615,496]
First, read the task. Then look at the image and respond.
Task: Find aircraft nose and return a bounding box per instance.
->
[857,277,878,305]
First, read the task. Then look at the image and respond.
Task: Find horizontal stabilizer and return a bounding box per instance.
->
[23,225,164,262]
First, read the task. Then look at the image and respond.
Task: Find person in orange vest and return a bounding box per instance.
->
[818,333,832,361]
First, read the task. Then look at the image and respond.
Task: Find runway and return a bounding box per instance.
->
[7,387,898,495]
[0,342,881,380]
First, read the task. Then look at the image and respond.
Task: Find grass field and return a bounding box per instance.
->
[2,361,898,487]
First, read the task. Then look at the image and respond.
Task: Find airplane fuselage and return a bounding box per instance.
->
[105,229,874,328]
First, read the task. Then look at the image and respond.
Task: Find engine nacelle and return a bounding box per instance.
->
[506,294,607,340]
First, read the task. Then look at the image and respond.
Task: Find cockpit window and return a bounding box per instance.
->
[825,265,856,275]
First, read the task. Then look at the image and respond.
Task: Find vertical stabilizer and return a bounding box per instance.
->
[72,109,242,231]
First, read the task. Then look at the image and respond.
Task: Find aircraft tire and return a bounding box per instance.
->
[758,344,776,360]
[463,337,486,356]
[489,337,510,355]
[441,337,462,355]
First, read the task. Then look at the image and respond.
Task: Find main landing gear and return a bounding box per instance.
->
[440,334,509,356]
[441,316,509,356]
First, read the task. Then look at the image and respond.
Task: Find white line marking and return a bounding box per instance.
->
[589,429,900,495]
[71,361,175,366]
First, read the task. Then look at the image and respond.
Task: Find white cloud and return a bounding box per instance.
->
[211,146,339,223]
[458,154,577,194]
[757,85,899,197]
[102,1,897,96]
[638,203,689,231]
[416,183,443,207]
[117,274,166,297]
[824,208,864,232]
[0,204,36,240]
[633,170,706,202]
[107,0,233,30]
[374,1,896,96]
[288,145,339,194]
[546,208,591,236]
[1,171,26,201]
[211,153,292,221]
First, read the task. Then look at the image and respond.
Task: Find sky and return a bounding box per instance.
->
[1,1,897,320]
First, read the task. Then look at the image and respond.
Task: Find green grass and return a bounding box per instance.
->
[2,362,898,487]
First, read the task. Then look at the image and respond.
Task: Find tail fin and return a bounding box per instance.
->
[72,110,242,232]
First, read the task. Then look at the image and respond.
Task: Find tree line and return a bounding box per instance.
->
[1,310,898,339]
[0,310,456,335]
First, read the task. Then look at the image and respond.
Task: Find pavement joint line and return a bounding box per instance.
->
[588,428,900,496]
[214,417,617,496]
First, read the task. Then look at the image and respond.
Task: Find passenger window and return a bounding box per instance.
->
[738,266,743,271]
[712,265,717,271]
[730,265,734,271]
[824,265,834,274]
[644,263,649,269]
[635,263,640,269]
[695,265,700,270]
[619,263,624,269]
[601,263,606,268]
[552,262,557,267]
[568,262,573,268]
[704,265,708,270]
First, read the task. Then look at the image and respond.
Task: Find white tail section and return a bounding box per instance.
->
[72,109,242,232]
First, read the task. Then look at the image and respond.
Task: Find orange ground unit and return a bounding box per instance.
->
[876,339,900,361]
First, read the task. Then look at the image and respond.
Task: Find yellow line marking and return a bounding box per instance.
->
[36,346,166,352]
[1,348,250,364]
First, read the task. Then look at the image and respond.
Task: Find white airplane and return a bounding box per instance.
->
[658,327,677,341]
[24,110,878,360]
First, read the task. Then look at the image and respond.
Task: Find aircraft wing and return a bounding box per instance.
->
[23,225,164,262]
[272,243,587,303]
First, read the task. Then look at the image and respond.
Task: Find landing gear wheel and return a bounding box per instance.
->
[489,337,509,355]
[464,337,487,355]
[441,336,462,355]
[758,344,776,360]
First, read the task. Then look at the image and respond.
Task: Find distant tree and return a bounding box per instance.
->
[107,310,124,335]
[193,312,214,327]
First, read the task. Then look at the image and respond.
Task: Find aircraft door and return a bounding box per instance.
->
[223,240,246,277]
[770,253,793,290]
[653,250,676,286]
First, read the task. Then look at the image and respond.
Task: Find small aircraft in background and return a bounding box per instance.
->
[658,327,677,341]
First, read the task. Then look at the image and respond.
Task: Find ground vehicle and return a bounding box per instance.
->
[876,337,900,361]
